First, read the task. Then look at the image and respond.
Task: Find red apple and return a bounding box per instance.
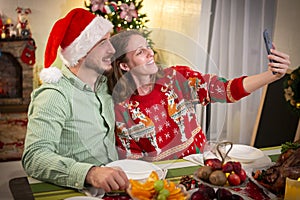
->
[238,169,247,182]
[228,173,241,186]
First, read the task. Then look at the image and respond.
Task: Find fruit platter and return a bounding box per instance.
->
[194,159,248,188]
[176,160,276,200]
[180,141,277,200]
[194,141,248,188]
[127,171,187,200]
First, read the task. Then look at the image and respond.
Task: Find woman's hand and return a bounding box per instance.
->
[243,45,291,93]
[268,45,291,78]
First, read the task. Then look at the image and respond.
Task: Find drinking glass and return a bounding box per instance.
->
[203,141,221,164]
[284,177,300,200]
[202,140,232,164]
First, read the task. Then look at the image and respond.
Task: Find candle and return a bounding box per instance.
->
[1,32,5,39]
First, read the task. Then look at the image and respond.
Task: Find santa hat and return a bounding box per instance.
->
[39,8,113,83]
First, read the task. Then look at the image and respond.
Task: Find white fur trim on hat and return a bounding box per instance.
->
[39,67,63,83]
[60,16,113,67]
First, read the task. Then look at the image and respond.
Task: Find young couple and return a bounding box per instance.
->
[22,8,290,193]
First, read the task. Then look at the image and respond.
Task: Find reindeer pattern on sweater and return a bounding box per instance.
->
[114,66,249,161]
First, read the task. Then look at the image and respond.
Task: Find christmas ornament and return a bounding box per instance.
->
[120,2,138,22]
[21,39,36,65]
[90,0,107,12]
[102,1,118,14]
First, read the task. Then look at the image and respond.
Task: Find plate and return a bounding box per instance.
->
[247,170,279,199]
[106,159,164,181]
[242,154,273,171]
[226,144,264,163]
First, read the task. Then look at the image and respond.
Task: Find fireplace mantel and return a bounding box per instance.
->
[0,39,35,113]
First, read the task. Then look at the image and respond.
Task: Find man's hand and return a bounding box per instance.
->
[85,166,129,192]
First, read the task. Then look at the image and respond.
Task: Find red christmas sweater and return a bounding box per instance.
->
[114,66,250,161]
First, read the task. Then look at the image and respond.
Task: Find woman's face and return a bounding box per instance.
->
[120,34,158,77]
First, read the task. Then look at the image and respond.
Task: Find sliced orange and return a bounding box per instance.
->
[130,187,152,198]
[147,171,159,182]
[131,179,155,190]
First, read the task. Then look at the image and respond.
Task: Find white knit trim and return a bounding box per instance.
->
[39,67,63,83]
[60,16,113,67]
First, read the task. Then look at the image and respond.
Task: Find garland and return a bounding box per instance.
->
[283,66,300,116]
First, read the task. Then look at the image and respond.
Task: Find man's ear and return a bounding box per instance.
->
[120,63,130,71]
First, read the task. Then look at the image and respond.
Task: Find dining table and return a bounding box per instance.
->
[9,146,282,200]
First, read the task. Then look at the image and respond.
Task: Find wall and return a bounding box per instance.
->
[0,0,85,73]
[274,0,300,69]
[1,0,299,74]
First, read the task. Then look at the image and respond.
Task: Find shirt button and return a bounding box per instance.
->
[75,182,79,187]
[100,76,106,82]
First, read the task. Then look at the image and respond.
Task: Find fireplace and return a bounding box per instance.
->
[0,39,34,112]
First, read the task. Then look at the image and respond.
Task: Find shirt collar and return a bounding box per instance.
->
[61,65,92,91]
[61,65,108,92]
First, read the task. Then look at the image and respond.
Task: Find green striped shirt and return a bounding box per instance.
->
[22,66,117,189]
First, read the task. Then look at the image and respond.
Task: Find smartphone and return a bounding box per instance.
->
[263,29,277,74]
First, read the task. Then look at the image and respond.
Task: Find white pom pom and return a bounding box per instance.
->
[39,67,63,83]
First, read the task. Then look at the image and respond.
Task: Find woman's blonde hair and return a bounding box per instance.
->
[108,30,164,103]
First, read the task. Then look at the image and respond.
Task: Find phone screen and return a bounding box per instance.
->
[263,29,277,74]
[263,29,273,56]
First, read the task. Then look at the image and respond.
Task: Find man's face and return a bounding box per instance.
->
[84,32,116,75]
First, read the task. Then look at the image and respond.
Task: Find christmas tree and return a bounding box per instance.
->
[85,0,153,47]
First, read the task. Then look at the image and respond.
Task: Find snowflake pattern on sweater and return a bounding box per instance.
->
[114,66,249,161]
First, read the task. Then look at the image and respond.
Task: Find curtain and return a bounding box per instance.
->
[142,0,205,69]
[142,0,277,144]
[208,0,277,144]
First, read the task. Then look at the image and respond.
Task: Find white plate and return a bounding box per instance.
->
[106,159,164,181]
[226,144,264,163]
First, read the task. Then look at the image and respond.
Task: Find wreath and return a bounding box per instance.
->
[283,66,300,116]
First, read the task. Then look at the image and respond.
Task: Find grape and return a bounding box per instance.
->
[159,188,170,197]
[157,193,167,200]
[154,180,164,191]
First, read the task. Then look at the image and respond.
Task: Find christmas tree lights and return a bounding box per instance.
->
[85,0,154,47]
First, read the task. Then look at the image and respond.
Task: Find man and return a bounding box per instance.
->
[22,8,128,192]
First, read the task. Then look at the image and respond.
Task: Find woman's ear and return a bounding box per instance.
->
[120,63,130,71]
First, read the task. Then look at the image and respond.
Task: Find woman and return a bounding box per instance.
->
[108,30,290,161]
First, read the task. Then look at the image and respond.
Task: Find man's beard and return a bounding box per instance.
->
[102,67,113,76]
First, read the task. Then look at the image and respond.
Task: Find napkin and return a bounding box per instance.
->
[183,154,204,165]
